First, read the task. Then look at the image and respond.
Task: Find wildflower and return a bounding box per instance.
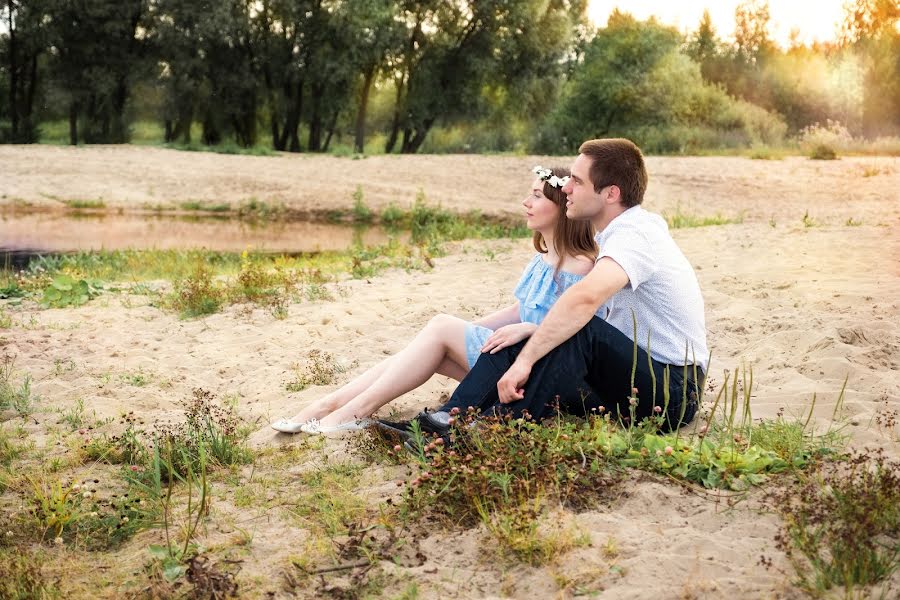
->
[598,406,606,413]
[629,397,638,407]
[640,447,649,457]
[83,491,92,499]
[653,406,662,414]
[121,517,129,523]
[664,446,674,456]
[656,450,663,457]
[130,465,140,472]
[393,444,402,452]
[449,407,460,416]
[54,537,64,545]
[632,387,639,396]
[90,512,98,518]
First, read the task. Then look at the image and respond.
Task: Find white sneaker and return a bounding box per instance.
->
[271,419,307,434]
[300,418,374,434]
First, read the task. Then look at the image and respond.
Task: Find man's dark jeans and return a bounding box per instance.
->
[441,317,703,430]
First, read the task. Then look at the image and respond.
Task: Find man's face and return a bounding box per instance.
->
[561,153,603,220]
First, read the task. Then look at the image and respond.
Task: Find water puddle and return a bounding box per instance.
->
[1,211,404,267]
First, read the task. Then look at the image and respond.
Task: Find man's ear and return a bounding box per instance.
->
[606,185,622,205]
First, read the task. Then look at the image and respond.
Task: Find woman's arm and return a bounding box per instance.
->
[472,302,521,330]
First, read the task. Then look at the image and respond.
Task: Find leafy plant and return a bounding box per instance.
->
[40,275,103,308]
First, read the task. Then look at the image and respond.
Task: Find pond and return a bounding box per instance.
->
[0,210,403,269]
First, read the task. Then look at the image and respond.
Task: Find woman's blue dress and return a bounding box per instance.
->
[463,254,586,368]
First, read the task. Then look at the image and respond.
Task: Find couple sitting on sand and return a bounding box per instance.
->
[272,138,708,440]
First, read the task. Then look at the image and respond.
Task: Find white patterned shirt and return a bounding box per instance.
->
[596,206,709,372]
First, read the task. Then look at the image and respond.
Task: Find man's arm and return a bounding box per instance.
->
[497,258,629,403]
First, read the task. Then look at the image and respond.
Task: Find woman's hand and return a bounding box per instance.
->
[481,323,537,355]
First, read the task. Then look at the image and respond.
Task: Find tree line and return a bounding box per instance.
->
[1,0,897,154]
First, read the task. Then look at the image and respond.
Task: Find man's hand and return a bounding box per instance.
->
[498,359,532,404]
[481,322,537,355]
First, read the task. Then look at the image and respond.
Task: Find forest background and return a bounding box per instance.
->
[1,0,898,156]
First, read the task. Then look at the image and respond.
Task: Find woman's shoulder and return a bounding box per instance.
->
[559,254,594,277]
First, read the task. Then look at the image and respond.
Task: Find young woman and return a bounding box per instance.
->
[271,166,597,434]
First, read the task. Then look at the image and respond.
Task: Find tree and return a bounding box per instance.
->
[1,0,47,143]
[541,11,786,154]
[389,0,586,154]
[733,0,773,64]
[344,0,403,153]
[839,0,900,136]
[45,0,151,145]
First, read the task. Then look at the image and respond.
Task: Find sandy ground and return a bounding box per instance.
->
[1,147,899,598]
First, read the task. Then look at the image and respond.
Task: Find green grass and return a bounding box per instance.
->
[178,201,231,213]
[664,205,744,229]
[62,199,106,209]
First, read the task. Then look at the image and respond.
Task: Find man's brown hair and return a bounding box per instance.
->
[577,138,648,208]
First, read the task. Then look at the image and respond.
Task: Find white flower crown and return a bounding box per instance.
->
[532,165,570,189]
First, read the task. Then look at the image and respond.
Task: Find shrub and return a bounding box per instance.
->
[799,120,851,159]
[168,262,223,318]
[808,144,838,160]
[772,450,900,595]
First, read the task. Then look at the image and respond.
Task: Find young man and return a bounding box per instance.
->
[391,138,708,435]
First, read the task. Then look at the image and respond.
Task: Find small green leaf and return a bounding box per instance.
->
[163,563,186,582]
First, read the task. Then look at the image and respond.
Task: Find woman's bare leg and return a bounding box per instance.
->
[288,355,401,422]
[318,314,470,425]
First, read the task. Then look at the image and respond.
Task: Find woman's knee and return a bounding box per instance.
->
[425,313,461,336]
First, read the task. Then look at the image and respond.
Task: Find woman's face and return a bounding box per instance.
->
[522,178,560,233]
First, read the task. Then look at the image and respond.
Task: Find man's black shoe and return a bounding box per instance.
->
[375,410,451,445]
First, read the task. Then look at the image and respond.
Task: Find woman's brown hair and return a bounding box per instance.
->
[532,167,598,272]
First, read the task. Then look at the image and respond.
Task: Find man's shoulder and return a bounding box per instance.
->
[603,207,666,242]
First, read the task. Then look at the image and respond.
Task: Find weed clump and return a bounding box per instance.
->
[0,549,56,599]
[285,350,341,392]
[0,353,37,417]
[167,262,223,318]
[771,450,900,595]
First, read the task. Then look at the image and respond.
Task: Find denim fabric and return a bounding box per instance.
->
[442,316,703,431]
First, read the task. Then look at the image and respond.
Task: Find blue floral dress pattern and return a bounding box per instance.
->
[463,254,586,368]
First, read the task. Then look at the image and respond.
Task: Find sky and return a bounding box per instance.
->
[587,0,849,47]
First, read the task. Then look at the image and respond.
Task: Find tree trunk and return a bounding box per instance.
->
[323,107,339,151]
[286,79,304,152]
[354,65,375,153]
[68,101,78,146]
[7,1,19,140]
[307,82,324,152]
[402,118,434,154]
[384,76,405,154]
[164,119,173,142]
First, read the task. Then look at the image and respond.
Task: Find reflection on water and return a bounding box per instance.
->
[0,211,403,261]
